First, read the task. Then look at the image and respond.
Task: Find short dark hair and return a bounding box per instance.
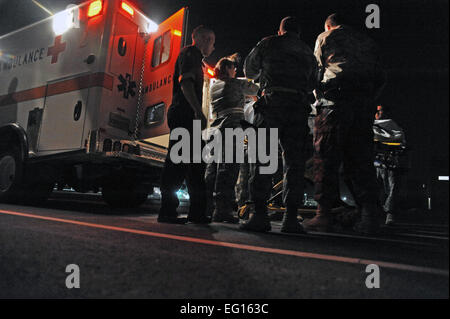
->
[325,13,343,27]
[280,16,300,34]
[192,25,214,41]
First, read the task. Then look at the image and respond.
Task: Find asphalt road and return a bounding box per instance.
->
[0,192,448,299]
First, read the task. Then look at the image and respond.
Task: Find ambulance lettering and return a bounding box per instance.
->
[0,48,45,72]
[143,74,172,95]
[0,35,66,73]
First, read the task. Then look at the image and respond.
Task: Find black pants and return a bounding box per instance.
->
[250,93,309,215]
[376,167,401,215]
[313,98,378,208]
[159,107,206,218]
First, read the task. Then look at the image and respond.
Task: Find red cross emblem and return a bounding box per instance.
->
[47,35,67,64]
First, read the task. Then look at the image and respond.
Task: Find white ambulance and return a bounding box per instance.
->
[0,0,188,207]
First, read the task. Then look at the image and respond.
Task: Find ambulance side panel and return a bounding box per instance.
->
[37,3,112,154]
[0,1,113,155]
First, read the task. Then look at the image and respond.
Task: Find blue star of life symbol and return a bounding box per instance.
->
[117,73,137,99]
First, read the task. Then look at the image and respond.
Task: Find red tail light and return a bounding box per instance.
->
[87,0,103,18]
[121,1,134,17]
[206,68,215,78]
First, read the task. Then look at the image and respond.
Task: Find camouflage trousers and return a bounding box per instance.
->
[313,99,378,208]
[250,92,310,215]
[204,134,242,215]
[235,158,252,207]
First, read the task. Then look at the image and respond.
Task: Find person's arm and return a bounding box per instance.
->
[177,47,207,128]
[313,36,326,85]
[307,52,320,95]
[180,80,207,128]
[238,79,259,96]
[244,39,266,80]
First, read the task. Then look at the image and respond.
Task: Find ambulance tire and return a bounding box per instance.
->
[0,148,24,203]
[101,184,149,209]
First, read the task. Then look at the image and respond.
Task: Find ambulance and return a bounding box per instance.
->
[0,0,189,207]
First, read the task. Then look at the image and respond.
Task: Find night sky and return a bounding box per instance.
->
[0,0,448,192]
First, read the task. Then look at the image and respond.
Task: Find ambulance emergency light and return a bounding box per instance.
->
[121,1,134,17]
[146,19,158,33]
[52,7,76,36]
[52,0,157,36]
[87,0,103,18]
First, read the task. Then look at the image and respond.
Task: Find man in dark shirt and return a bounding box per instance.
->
[241,17,317,233]
[158,26,215,224]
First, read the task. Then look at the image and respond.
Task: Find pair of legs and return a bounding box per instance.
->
[204,134,241,223]
[376,167,401,225]
[305,98,379,233]
[242,93,309,233]
[159,109,207,223]
[159,149,207,221]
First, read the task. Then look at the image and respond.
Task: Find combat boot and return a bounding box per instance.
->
[212,201,239,224]
[281,209,306,234]
[353,203,380,235]
[302,204,332,232]
[239,211,271,232]
[158,214,187,224]
[212,209,239,224]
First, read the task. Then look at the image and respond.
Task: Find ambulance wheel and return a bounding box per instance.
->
[0,149,24,203]
[102,184,148,209]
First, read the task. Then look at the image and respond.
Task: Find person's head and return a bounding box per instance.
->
[192,25,215,57]
[324,13,342,31]
[214,57,237,80]
[375,105,391,120]
[278,16,300,36]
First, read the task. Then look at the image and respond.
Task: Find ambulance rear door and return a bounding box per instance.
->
[99,7,141,139]
[137,8,188,144]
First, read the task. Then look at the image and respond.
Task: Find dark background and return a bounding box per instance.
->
[0,0,448,212]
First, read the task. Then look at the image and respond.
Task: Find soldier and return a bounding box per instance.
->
[303,13,386,234]
[158,26,215,224]
[205,55,259,223]
[241,16,317,233]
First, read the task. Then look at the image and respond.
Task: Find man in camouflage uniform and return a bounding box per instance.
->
[241,17,317,233]
[303,14,386,234]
